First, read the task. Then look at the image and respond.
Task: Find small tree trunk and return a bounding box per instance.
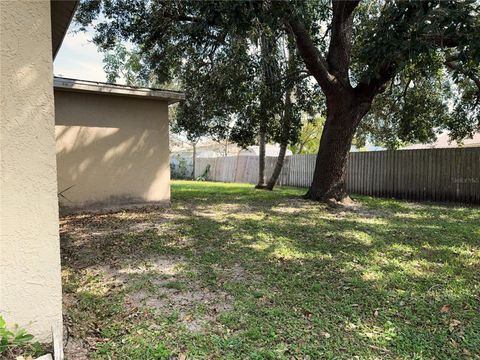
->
[296,142,305,155]
[264,33,295,191]
[265,81,294,191]
[305,96,370,202]
[265,142,287,190]
[192,143,196,179]
[256,30,274,190]
[256,123,267,188]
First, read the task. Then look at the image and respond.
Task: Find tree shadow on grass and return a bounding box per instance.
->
[60,189,480,359]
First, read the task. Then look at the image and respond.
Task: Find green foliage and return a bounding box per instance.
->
[102,43,182,91]
[103,43,145,86]
[0,316,41,357]
[170,155,191,179]
[196,164,211,181]
[78,0,322,147]
[353,1,480,83]
[357,63,452,148]
[175,34,256,143]
[289,116,324,154]
[352,0,480,148]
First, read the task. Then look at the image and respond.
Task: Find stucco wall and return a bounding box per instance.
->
[55,89,171,210]
[0,1,63,342]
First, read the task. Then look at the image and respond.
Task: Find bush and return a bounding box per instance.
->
[196,164,211,181]
[170,155,192,179]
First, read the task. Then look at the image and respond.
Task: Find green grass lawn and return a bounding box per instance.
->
[61,181,480,359]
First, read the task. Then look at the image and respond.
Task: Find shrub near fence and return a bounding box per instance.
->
[195,148,480,204]
[170,154,194,179]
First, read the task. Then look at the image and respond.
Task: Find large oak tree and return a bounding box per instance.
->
[76,0,480,201]
[284,0,479,201]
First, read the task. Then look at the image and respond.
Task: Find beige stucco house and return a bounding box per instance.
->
[55,78,182,211]
[1,0,182,347]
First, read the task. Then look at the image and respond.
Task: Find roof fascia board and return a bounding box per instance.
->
[54,77,185,104]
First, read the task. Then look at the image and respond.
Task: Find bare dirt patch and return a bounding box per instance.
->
[64,337,90,360]
[82,254,236,334]
[113,256,187,278]
[122,260,236,333]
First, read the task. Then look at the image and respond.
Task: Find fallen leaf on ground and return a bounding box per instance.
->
[440,304,451,313]
[449,319,461,331]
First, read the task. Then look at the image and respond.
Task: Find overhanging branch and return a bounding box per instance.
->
[445,61,480,92]
[285,16,336,94]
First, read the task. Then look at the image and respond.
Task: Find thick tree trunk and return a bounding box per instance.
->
[305,96,371,202]
[256,126,266,188]
[287,1,384,202]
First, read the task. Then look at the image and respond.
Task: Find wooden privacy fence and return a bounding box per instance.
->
[195,147,480,204]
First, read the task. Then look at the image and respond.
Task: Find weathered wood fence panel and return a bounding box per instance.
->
[195,148,480,203]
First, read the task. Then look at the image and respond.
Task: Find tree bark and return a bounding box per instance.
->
[261,29,297,191]
[285,0,469,202]
[256,125,266,188]
[192,142,197,179]
[265,45,295,191]
[286,1,379,202]
[304,94,371,201]
[265,104,290,190]
[265,141,287,190]
[256,31,273,189]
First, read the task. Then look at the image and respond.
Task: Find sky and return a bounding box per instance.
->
[54,27,106,82]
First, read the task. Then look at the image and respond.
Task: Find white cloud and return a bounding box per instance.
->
[54,29,106,82]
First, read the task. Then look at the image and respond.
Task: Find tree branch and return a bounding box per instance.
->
[445,61,480,91]
[353,1,478,101]
[174,14,204,23]
[355,61,397,101]
[265,69,311,88]
[419,33,464,49]
[285,15,336,94]
[326,0,360,87]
